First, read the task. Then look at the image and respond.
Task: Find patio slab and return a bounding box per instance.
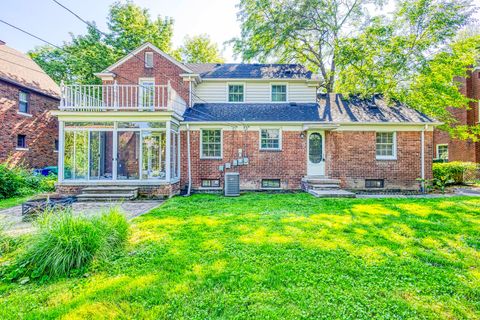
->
[0,200,163,236]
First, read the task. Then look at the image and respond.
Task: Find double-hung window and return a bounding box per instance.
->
[271,84,287,102]
[260,129,281,150]
[201,129,222,158]
[376,132,396,160]
[436,144,448,161]
[228,84,244,102]
[19,91,29,113]
[145,52,154,68]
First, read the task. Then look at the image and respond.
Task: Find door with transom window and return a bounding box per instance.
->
[307,131,325,176]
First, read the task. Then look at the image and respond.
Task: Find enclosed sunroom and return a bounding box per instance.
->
[53,81,186,196]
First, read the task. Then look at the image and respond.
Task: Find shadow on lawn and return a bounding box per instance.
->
[2,194,480,319]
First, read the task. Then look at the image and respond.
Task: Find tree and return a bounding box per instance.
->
[174,34,224,63]
[232,0,382,92]
[334,0,478,139]
[106,1,174,55]
[335,0,475,97]
[29,2,174,84]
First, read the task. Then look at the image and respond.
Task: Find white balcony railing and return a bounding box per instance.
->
[59,81,186,113]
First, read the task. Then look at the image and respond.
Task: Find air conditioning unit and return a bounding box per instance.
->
[224,172,240,197]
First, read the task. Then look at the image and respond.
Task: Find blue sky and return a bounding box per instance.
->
[1,0,479,62]
[0,0,240,60]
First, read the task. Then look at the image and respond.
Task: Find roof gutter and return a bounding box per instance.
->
[0,77,60,101]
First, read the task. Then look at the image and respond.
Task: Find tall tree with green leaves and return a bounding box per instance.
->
[174,34,224,63]
[334,0,478,138]
[335,0,475,97]
[232,0,382,92]
[106,1,174,55]
[29,1,174,84]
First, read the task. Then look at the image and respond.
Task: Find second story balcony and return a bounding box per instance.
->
[59,81,186,115]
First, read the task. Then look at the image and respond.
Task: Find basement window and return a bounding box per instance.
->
[201,179,220,188]
[365,179,384,189]
[262,179,281,189]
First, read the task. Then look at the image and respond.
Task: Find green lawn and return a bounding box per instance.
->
[1,193,479,319]
[0,196,30,210]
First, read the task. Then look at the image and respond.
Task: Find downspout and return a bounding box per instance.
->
[186,123,192,196]
[421,125,427,193]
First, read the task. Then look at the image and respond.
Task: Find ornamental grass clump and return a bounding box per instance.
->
[5,207,129,280]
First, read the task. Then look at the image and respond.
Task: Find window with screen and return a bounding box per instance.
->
[376,132,396,160]
[19,91,29,113]
[228,84,244,102]
[201,129,222,158]
[271,84,287,102]
[260,129,281,150]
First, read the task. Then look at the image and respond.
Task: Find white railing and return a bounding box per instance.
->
[59,81,180,112]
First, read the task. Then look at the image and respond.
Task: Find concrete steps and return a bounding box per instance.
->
[302,176,356,198]
[308,189,356,198]
[77,186,139,201]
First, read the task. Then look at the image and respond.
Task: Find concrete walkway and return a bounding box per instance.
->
[0,201,163,236]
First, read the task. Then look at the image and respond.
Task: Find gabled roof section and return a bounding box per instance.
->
[0,42,60,98]
[101,42,193,74]
[185,63,313,79]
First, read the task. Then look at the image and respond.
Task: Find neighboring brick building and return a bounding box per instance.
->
[433,70,480,162]
[0,40,60,168]
[53,42,438,198]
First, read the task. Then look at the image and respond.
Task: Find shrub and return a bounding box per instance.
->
[432,162,478,185]
[5,207,129,279]
[0,164,57,199]
[0,225,18,256]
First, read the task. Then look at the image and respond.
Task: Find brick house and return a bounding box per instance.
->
[432,69,480,162]
[0,40,60,168]
[53,42,438,198]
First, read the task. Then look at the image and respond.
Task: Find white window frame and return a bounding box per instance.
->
[227,82,245,103]
[200,128,223,159]
[375,131,397,160]
[18,91,29,114]
[144,52,154,68]
[436,144,449,160]
[259,128,282,151]
[270,83,288,102]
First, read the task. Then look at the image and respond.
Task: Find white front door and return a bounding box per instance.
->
[307,131,325,176]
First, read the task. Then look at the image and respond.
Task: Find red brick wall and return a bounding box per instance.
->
[433,70,480,162]
[327,131,433,190]
[180,129,431,191]
[106,47,190,105]
[0,80,59,168]
[180,130,307,190]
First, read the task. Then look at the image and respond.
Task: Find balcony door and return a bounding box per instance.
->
[138,79,155,110]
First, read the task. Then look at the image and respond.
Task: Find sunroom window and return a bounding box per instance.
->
[228,84,244,102]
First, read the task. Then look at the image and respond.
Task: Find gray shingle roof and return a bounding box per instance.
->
[185,63,312,79]
[183,103,321,122]
[318,94,435,123]
[183,95,436,124]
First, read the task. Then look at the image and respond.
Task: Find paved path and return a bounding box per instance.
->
[0,201,163,236]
